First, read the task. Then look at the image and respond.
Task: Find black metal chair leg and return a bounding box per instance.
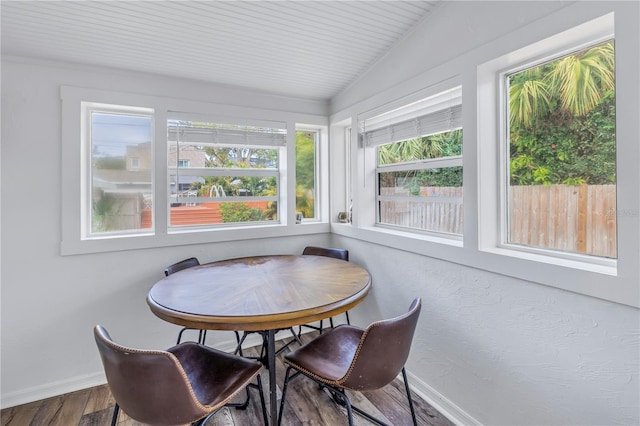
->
[278,366,296,425]
[197,329,208,345]
[256,375,269,426]
[402,367,418,426]
[235,331,249,356]
[110,403,119,426]
[176,328,187,344]
[345,310,351,325]
[341,391,355,426]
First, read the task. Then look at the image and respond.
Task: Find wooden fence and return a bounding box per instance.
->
[380,184,617,258]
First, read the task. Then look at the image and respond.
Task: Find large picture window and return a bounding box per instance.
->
[361,86,463,236]
[505,40,616,258]
[166,117,285,228]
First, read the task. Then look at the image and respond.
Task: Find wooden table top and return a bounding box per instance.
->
[147,255,372,331]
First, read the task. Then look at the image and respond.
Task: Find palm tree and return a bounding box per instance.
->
[378,135,446,165]
[509,40,614,128]
[508,40,615,186]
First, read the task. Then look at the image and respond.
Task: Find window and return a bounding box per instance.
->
[361,86,463,236]
[505,40,616,259]
[166,116,285,228]
[296,129,317,221]
[477,12,618,274]
[62,86,329,255]
[83,102,154,237]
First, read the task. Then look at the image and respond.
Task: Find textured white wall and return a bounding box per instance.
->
[333,237,639,425]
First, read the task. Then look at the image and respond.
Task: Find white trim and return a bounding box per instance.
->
[407,370,481,426]
[478,13,618,270]
[60,86,329,255]
[0,372,106,410]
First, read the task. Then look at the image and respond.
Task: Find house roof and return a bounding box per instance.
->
[0,1,440,100]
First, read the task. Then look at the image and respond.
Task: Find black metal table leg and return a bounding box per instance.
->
[267,328,276,425]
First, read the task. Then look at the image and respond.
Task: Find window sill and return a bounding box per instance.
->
[332,222,636,308]
[61,222,331,256]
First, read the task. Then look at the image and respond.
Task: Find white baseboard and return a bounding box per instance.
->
[406,370,481,426]
[1,371,107,409]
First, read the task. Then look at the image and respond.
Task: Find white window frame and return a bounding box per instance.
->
[82,102,155,239]
[295,126,320,222]
[295,123,329,224]
[359,81,464,240]
[166,114,285,230]
[60,87,329,255]
[478,13,617,275]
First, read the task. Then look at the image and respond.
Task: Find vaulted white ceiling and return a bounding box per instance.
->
[1,1,440,100]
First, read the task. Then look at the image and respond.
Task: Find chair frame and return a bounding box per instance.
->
[164,257,209,345]
[95,326,268,426]
[299,246,351,335]
[278,298,421,426]
[279,367,416,426]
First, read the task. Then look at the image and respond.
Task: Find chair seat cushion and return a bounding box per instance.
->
[168,342,262,409]
[284,325,364,383]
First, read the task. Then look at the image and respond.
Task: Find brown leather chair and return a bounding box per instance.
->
[278,298,421,426]
[300,246,350,333]
[94,325,268,426]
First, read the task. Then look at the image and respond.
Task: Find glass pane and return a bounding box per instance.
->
[507,40,616,258]
[90,112,153,234]
[168,142,278,169]
[296,130,317,220]
[167,119,282,228]
[378,129,462,166]
[378,167,463,234]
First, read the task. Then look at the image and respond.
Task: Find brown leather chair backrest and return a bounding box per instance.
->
[164,257,200,277]
[302,246,349,261]
[341,298,421,391]
[94,325,208,426]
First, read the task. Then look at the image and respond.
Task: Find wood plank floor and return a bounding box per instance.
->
[1,331,453,426]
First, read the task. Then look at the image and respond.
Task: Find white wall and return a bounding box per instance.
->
[0,59,333,407]
[331,1,639,425]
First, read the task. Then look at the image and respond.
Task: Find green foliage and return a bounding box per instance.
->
[377,129,463,190]
[219,203,266,223]
[92,196,115,231]
[192,176,276,197]
[296,131,315,218]
[378,130,462,166]
[508,41,616,186]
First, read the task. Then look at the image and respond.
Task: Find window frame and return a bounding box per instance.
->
[478,12,617,274]
[82,102,155,238]
[166,115,285,230]
[295,126,320,222]
[60,87,329,255]
[360,81,464,239]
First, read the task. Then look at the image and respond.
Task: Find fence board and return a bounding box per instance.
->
[380,184,617,258]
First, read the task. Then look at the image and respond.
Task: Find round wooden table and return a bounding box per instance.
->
[147,254,371,424]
